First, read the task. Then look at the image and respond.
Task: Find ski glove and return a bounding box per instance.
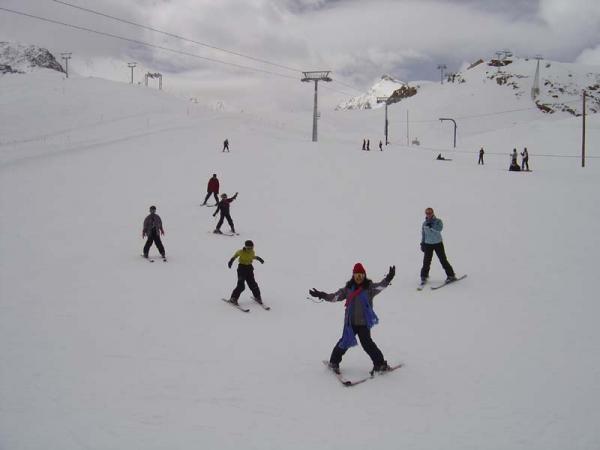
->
[309,288,326,300]
[255,257,265,264]
[420,242,425,252]
[384,266,396,283]
[228,258,235,268]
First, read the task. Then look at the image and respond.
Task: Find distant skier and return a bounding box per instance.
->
[366,139,370,151]
[142,205,166,259]
[362,139,366,151]
[309,262,395,374]
[420,208,456,284]
[202,174,219,206]
[226,240,264,305]
[379,140,383,151]
[521,147,529,171]
[511,148,518,165]
[478,147,485,165]
[223,138,230,152]
[213,192,238,234]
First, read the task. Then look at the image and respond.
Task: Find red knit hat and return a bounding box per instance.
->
[353,263,366,274]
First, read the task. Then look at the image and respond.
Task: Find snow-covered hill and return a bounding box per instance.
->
[0,41,64,74]
[1,67,600,450]
[335,74,409,110]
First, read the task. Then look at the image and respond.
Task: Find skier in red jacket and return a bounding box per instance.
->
[202,174,219,206]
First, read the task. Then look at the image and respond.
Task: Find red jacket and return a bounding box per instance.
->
[207,177,219,193]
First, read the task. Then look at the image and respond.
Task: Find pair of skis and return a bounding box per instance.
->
[417,274,467,291]
[142,255,167,263]
[221,298,270,313]
[322,361,403,387]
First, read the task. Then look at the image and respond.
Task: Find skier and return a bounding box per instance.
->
[213,192,238,234]
[379,140,383,151]
[223,138,230,152]
[478,147,485,165]
[227,240,264,305]
[521,147,529,171]
[511,148,518,165]
[420,208,456,284]
[202,174,219,206]
[142,205,166,259]
[366,139,370,151]
[309,263,396,374]
[362,139,366,151]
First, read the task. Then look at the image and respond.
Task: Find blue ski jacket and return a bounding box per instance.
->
[421,217,444,244]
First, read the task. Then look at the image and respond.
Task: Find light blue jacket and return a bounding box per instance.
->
[421,217,443,244]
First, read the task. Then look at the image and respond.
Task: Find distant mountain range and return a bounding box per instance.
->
[336,57,600,117]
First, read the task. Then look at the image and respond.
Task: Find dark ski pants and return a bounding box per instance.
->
[203,191,219,205]
[522,159,529,171]
[478,156,484,165]
[330,325,385,366]
[231,264,261,301]
[421,242,455,279]
[143,230,165,257]
[216,212,235,232]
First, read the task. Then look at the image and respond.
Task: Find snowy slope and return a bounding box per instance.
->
[1,70,600,450]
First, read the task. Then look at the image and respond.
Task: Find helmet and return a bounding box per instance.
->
[149,205,156,211]
[221,193,227,198]
[244,240,254,248]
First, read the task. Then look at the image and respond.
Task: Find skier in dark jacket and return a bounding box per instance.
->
[142,205,165,259]
[223,138,230,152]
[309,263,395,374]
[202,174,219,205]
[478,147,485,165]
[420,208,456,283]
[213,192,238,234]
[226,240,264,305]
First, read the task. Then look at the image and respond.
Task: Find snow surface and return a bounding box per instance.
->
[1,70,600,450]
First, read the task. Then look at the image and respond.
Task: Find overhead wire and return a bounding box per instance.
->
[0,6,299,81]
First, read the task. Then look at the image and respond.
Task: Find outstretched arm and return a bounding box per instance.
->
[371,266,396,296]
[309,287,346,302]
[228,250,241,268]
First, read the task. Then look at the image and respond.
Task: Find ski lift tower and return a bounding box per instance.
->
[376,96,391,145]
[301,71,332,142]
[531,55,543,100]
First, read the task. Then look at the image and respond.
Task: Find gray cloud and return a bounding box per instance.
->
[1,0,598,111]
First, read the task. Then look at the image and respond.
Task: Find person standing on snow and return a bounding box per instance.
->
[227,240,265,305]
[379,140,383,151]
[213,192,238,234]
[521,147,529,171]
[309,263,396,374]
[362,139,366,151]
[223,138,230,152]
[142,205,166,259]
[511,148,518,165]
[478,147,485,165]
[420,207,456,284]
[202,174,220,206]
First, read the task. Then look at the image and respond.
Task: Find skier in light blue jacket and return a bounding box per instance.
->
[420,207,456,283]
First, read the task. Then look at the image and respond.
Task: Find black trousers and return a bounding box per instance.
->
[522,159,529,171]
[330,325,385,366]
[143,230,165,257]
[478,155,484,164]
[231,264,261,300]
[421,242,454,279]
[203,191,219,204]
[216,212,235,231]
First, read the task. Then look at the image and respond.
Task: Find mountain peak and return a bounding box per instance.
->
[0,41,65,75]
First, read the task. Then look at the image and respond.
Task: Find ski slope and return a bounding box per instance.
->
[1,71,600,450]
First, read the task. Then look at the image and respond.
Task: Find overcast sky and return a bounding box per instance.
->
[1,0,600,110]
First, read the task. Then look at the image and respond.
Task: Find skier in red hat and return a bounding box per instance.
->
[309,262,395,374]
